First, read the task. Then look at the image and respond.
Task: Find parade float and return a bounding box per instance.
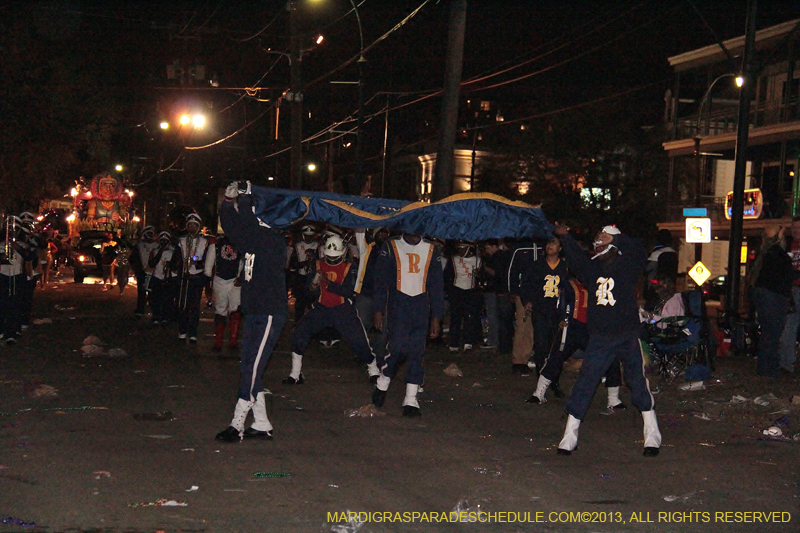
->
[69,172,135,236]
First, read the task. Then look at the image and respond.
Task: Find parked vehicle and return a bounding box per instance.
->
[70,230,112,283]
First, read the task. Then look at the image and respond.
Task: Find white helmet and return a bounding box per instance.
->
[323,235,346,259]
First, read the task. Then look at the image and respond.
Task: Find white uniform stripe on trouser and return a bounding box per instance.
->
[639,340,655,408]
[353,304,376,359]
[249,315,274,402]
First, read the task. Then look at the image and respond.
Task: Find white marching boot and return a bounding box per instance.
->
[557,414,581,455]
[367,358,380,381]
[527,375,551,404]
[215,398,254,442]
[601,386,627,415]
[282,352,305,384]
[245,391,274,439]
[642,410,662,456]
[607,386,620,407]
[402,383,421,417]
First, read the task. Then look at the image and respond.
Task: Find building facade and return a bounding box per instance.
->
[660,19,800,281]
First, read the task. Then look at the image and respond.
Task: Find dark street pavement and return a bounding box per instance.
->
[1,272,799,533]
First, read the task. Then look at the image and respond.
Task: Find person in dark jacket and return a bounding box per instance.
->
[215,181,288,443]
[521,236,569,373]
[507,240,537,373]
[479,239,513,352]
[554,224,661,457]
[750,225,796,377]
[644,229,678,310]
[526,277,587,403]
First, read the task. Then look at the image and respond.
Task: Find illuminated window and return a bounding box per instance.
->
[580,187,612,209]
[480,101,491,111]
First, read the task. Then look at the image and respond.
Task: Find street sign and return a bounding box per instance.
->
[685,217,711,243]
[688,261,711,286]
[683,208,707,217]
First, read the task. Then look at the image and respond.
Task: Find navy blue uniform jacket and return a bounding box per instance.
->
[561,233,645,336]
[219,196,288,317]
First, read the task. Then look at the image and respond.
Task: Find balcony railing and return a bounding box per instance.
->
[666,197,728,222]
[674,96,800,141]
[666,195,796,222]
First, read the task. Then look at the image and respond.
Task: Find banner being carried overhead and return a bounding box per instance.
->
[248,186,553,241]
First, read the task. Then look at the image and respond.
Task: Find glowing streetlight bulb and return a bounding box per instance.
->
[316,35,324,45]
[160,121,169,130]
[115,165,123,172]
[180,114,192,125]
[307,163,316,171]
[192,114,206,128]
[735,76,744,87]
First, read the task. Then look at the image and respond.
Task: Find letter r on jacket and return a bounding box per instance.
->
[407,253,421,273]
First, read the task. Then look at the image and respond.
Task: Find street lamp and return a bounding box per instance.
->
[693,73,742,205]
[691,73,741,263]
[695,73,742,138]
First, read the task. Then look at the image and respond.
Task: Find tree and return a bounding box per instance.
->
[473,100,670,242]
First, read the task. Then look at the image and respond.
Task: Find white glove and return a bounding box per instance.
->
[225,182,239,199]
[238,180,252,195]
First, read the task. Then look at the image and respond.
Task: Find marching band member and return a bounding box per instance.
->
[283,234,379,385]
[371,232,445,417]
[132,226,158,317]
[148,231,179,325]
[521,237,568,373]
[205,234,243,351]
[177,213,211,344]
[1,216,34,344]
[444,241,482,353]
[289,224,321,322]
[553,224,661,457]
[215,181,288,442]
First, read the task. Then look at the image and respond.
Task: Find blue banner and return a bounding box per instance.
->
[249,187,553,241]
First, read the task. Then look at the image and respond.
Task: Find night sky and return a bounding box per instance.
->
[6,0,800,196]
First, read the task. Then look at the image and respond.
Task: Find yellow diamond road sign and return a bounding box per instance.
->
[688,261,711,286]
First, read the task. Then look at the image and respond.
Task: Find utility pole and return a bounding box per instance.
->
[381,94,390,198]
[725,0,757,319]
[289,1,303,190]
[349,0,366,190]
[693,136,703,264]
[432,0,467,202]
